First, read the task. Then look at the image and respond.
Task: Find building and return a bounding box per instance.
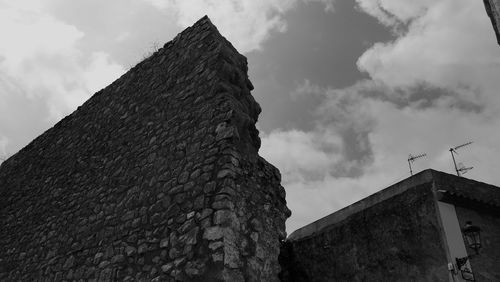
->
[281,169,500,282]
[0,16,289,281]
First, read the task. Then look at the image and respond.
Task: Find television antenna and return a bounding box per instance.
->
[449,141,473,176]
[408,153,426,176]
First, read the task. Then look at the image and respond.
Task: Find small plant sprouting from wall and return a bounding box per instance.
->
[142,40,160,60]
[127,40,161,70]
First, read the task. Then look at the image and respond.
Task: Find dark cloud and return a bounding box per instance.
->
[248,1,393,133]
[339,80,486,113]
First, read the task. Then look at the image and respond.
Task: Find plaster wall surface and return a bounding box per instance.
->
[0,16,289,281]
[436,202,469,282]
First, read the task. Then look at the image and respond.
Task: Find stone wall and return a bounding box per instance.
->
[0,16,289,281]
[282,183,449,282]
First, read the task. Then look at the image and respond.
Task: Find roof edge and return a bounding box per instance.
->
[287,169,438,241]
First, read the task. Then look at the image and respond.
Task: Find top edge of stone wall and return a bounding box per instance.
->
[0,15,258,179]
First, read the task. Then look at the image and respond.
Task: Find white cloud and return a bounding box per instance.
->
[356,0,500,110]
[141,0,335,53]
[263,84,500,232]
[0,136,7,157]
[290,78,326,99]
[261,129,342,183]
[0,2,125,154]
[115,31,131,42]
[82,52,126,95]
[143,0,294,53]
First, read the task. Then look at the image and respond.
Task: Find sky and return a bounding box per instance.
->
[1,0,499,233]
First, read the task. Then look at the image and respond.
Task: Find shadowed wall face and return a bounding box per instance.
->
[282,184,449,282]
[0,16,289,281]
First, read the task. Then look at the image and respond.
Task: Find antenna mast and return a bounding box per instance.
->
[449,141,473,176]
[408,153,426,176]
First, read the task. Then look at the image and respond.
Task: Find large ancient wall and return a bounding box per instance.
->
[0,16,290,281]
[281,182,449,282]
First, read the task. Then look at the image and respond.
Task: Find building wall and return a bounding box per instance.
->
[432,170,500,281]
[432,170,500,206]
[282,183,449,282]
[436,202,470,282]
[0,16,289,281]
[455,207,500,281]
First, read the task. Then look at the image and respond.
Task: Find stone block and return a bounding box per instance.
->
[203,226,224,241]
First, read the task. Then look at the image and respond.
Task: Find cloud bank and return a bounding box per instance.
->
[260,0,500,232]
[0,1,125,154]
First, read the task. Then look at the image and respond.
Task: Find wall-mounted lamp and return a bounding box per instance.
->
[452,221,481,282]
[462,221,481,254]
[455,257,475,281]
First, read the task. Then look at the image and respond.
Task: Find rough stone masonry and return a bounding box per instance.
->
[0,16,290,281]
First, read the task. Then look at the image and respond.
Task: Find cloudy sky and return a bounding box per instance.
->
[1,0,499,233]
